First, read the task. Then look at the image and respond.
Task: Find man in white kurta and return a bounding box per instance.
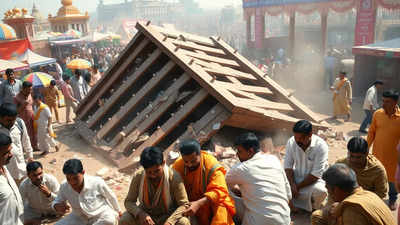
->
[52,159,121,225]
[33,96,58,155]
[0,133,24,225]
[20,161,60,224]
[284,120,329,212]
[0,103,33,183]
[226,133,292,225]
[70,70,90,103]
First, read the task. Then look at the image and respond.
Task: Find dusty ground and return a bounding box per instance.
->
[39,87,392,224]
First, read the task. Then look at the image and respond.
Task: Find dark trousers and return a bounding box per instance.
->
[359,110,374,131]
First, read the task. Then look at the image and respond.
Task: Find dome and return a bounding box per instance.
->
[57,0,81,16]
[0,24,17,40]
[31,3,44,21]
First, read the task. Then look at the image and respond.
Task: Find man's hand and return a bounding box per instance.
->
[26,158,34,163]
[54,202,70,214]
[183,200,202,217]
[291,183,299,199]
[138,211,155,225]
[118,211,123,218]
[38,184,51,197]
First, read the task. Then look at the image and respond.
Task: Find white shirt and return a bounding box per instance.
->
[20,173,60,213]
[70,76,90,102]
[0,118,33,180]
[284,135,329,184]
[0,167,23,225]
[226,153,292,225]
[52,175,120,218]
[34,106,51,131]
[363,85,379,110]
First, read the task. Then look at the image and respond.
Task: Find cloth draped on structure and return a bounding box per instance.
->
[243,0,400,17]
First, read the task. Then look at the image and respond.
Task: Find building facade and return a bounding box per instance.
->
[48,0,89,34]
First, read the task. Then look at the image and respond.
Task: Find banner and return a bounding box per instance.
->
[0,39,32,60]
[354,0,377,46]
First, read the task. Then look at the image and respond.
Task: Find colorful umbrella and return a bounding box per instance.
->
[21,72,53,87]
[67,59,91,69]
[0,24,17,40]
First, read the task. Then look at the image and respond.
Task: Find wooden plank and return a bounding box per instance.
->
[210,36,324,123]
[77,34,145,116]
[202,67,257,81]
[234,98,294,112]
[88,49,162,128]
[111,74,191,153]
[119,89,209,170]
[96,61,176,139]
[214,81,273,95]
[154,25,216,46]
[163,104,229,157]
[135,22,237,112]
[77,38,151,119]
[171,39,226,55]
[180,49,240,68]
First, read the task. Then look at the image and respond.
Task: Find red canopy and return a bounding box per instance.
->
[0,39,32,60]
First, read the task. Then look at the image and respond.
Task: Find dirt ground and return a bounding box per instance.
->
[38,87,394,224]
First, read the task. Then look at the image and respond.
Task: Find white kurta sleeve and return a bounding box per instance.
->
[226,163,244,188]
[310,143,329,178]
[51,182,67,210]
[283,139,294,169]
[19,119,33,159]
[47,174,60,201]
[99,179,120,212]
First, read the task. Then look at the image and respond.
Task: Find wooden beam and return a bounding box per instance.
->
[180,49,241,68]
[163,103,230,158]
[77,38,151,119]
[119,89,209,170]
[88,49,162,128]
[234,97,293,112]
[210,36,324,123]
[110,74,191,155]
[136,22,236,112]
[76,34,145,116]
[171,39,226,55]
[155,26,216,46]
[202,67,258,81]
[96,61,176,139]
[214,81,273,95]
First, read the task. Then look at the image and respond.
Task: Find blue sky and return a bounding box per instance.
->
[1,0,242,17]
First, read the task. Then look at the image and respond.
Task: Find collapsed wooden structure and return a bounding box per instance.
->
[75,22,327,171]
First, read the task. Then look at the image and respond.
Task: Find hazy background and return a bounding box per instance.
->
[1,0,242,16]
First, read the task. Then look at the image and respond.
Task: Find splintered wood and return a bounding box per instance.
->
[76,22,328,171]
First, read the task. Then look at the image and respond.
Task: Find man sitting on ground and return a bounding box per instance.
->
[226,133,292,225]
[20,161,60,225]
[172,139,236,225]
[120,146,190,225]
[52,159,121,225]
[321,163,395,225]
[284,120,329,212]
[311,136,388,225]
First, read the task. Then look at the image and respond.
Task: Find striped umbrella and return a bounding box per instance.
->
[67,59,91,70]
[21,72,53,87]
[0,24,17,40]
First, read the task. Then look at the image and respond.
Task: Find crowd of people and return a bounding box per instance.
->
[0,84,398,224]
[0,49,399,224]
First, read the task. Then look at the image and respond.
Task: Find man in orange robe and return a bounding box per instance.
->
[172,139,235,225]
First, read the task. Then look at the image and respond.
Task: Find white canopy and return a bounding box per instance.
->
[17,49,56,67]
[0,59,29,72]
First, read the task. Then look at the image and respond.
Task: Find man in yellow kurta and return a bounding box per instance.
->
[321,163,395,225]
[311,137,388,225]
[368,90,400,210]
[331,71,352,121]
[172,139,235,225]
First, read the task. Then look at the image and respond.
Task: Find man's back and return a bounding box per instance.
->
[226,153,291,225]
[339,188,395,225]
